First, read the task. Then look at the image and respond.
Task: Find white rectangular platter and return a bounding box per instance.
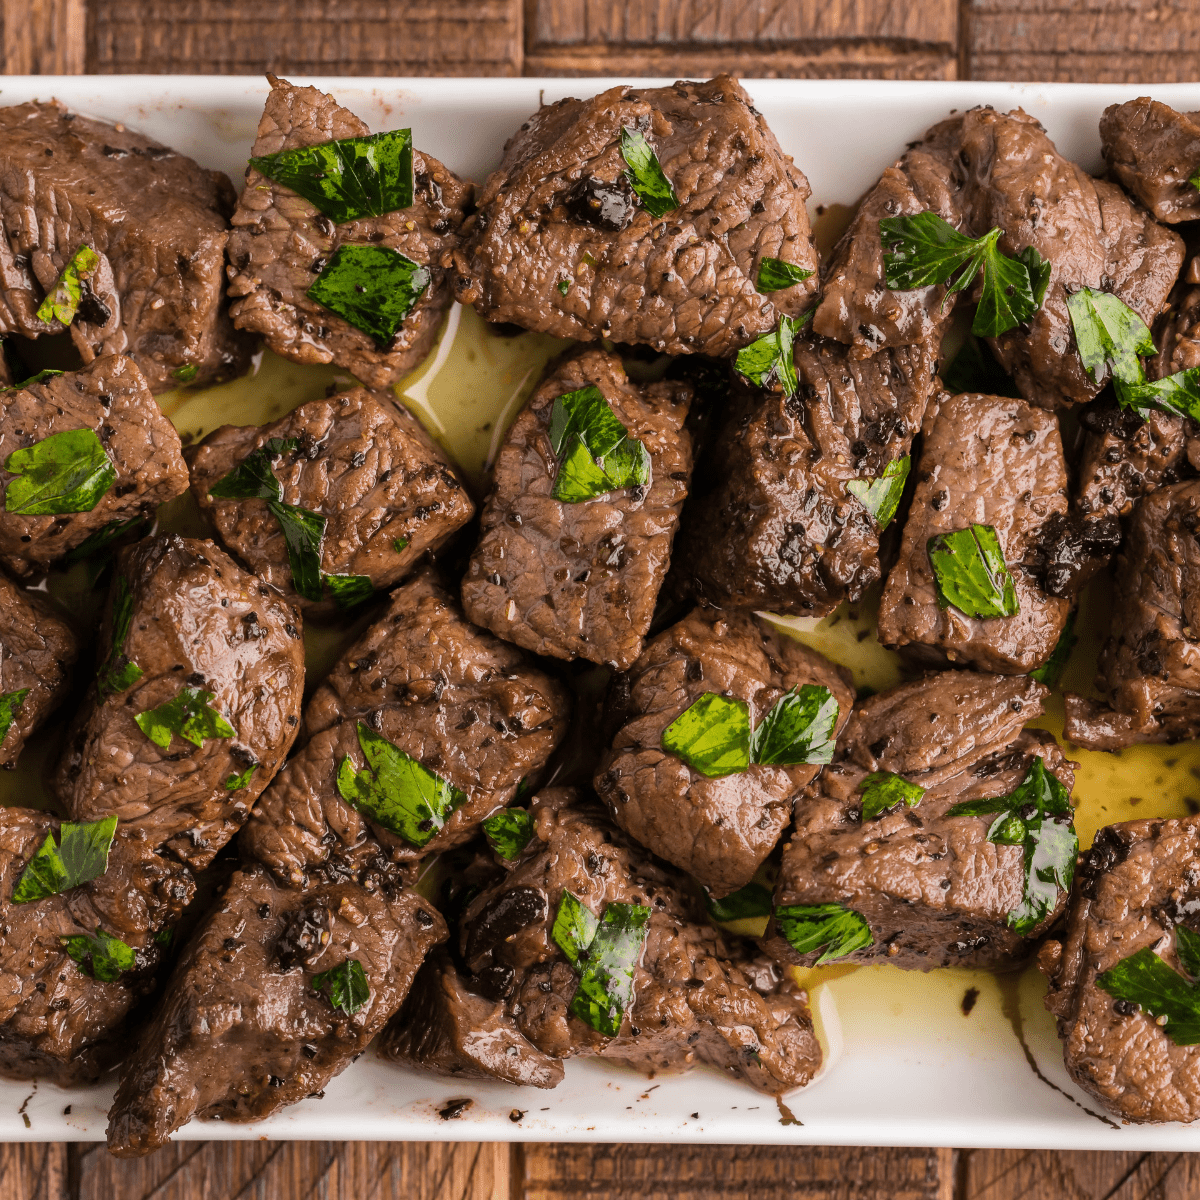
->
[2,73,1200,1151]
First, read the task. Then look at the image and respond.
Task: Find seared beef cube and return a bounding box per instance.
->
[383,789,820,1095]
[107,858,445,1155]
[878,392,1072,673]
[1151,266,1200,381]
[227,77,471,389]
[594,608,853,896]
[0,573,77,767]
[1101,99,1200,225]
[1040,816,1200,1123]
[295,568,569,863]
[463,348,692,670]
[454,76,817,357]
[0,101,251,391]
[767,672,1073,972]
[381,947,565,1088]
[0,356,188,576]
[56,535,306,870]
[1065,480,1200,749]
[679,335,936,616]
[0,812,195,1085]
[189,388,474,611]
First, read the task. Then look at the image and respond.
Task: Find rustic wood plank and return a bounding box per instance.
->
[520,1143,953,1200]
[0,1144,68,1200]
[72,1139,512,1200]
[88,0,523,76]
[524,0,957,78]
[959,1147,1200,1200]
[965,0,1200,82]
[0,0,86,74]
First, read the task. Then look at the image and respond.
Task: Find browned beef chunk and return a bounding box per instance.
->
[0,356,188,577]
[226,76,471,389]
[0,574,76,767]
[462,348,692,671]
[594,609,853,897]
[383,789,820,1095]
[1065,480,1200,749]
[1040,816,1200,1123]
[0,812,195,1086]
[288,569,569,866]
[0,101,252,391]
[678,335,936,616]
[1101,99,1200,225]
[454,76,817,356]
[766,672,1072,972]
[878,391,1076,673]
[189,388,474,613]
[56,535,306,870]
[1151,263,1200,381]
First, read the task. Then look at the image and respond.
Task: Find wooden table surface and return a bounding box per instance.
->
[1,1,1198,1197]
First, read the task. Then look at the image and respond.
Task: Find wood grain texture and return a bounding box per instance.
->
[0,0,85,73]
[959,1148,1200,1200]
[965,0,1200,82]
[0,1144,67,1200]
[88,0,523,76]
[72,1139,512,1200]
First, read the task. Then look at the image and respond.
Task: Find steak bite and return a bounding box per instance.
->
[0,812,195,1085]
[0,574,77,767]
[594,608,854,897]
[767,672,1075,972]
[292,568,569,865]
[0,356,188,577]
[0,100,252,391]
[462,347,692,671]
[189,388,474,612]
[678,335,937,616]
[454,75,817,356]
[1065,479,1200,750]
[56,535,306,871]
[226,76,471,389]
[382,789,821,1096]
[878,391,1077,674]
[1101,98,1200,225]
[1040,816,1200,1123]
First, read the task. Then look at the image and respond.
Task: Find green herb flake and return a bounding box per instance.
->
[928,523,1019,619]
[393,536,410,554]
[547,385,651,504]
[269,499,326,601]
[35,245,100,326]
[619,127,678,219]
[4,427,116,516]
[311,957,371,1016]
[225,763,258,791]
[569,900,651,1037]
[846,456,910,530]
[775,903,874,965]
[172,364,199,384]
[323,573,374,610]
[1096,926,1200,1046]
[947,756,1076,935]
[1029,611,1078,686]
[750,684,839,767]
[209,437,297,502]
[1066,287,1155,391]
[733,311,810,397]
[1119,366,1200,423]
[552,891,601,970]
[557,279,572,296]
[757,257,813,293]
[134,687,236,751]
[3,369,63,393]
[879,212,1043,338]
[335,721,466,848]
[154,926,174,947]
[661,692,751,778]
[98,575,144,695]
[62,927,135,982]
[483,808,536,861]
[704,881,774,924]
[859,771,925,821]
[13,816,118,904]
[307,244,430,345]
[0,688,29,746]
[1191,168,1200,192]
[250,128,414,224]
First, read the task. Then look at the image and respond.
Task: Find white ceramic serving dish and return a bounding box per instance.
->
[1,73,1199,1151]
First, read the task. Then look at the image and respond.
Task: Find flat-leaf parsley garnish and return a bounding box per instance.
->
[859,771,925,821]
[1096,926,1200,1045]
[97,576,144,695]
[749,685,839,766]
[62,927,135,982]
[13,816,118,904]
[775,903,874,965]
[1066,286,1155,395]
[880,212,1045,338]
[547,385,651,504]
[704,881,774,924]
[928,523,1019,619]
[336,721,466,848]
[135,687,236,751]
[311,958,371,1016]
[0,688,29,746]
[250,128,414,224]
[733,311,810,397]
[947,756,1076,936]
[846,455,910,530]
[619,127,678,219]
[482,808,536,861]
[307,244,430,346]
[757,257,813,293]
[36,245,100,326]
[4,427,116,516]
[1029,611,1077,687]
